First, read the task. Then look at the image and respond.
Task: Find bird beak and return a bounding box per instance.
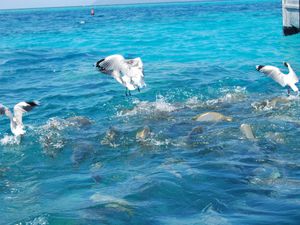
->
[283,62,288,67]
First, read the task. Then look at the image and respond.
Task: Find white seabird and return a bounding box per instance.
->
[95,54,146,96]
[0,101,39,136]
[256,62,299,95]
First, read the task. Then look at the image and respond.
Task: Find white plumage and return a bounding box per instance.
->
[256,62,299,93]
[0,101,39,136]
[96,54,146,95]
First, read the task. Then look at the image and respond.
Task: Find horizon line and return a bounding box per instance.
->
[0,0,243,11]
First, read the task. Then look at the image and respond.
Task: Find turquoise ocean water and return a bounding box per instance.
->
[1,0,300,224]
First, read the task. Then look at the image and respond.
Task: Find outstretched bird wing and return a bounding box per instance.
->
[257,65,287,87]
[286,63,299,85]
[0,104,7,115]
[97,55,146,91]
[0,104,13,119]
[97,54,125,75]
[126,57,143,71]
[124,57,146,89]
[13,101,39,125]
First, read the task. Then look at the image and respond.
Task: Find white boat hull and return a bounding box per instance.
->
[282,0,300,35]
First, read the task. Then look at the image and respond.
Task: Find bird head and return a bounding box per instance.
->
[256,65,265,72]
[95,58,107,73]
[283,62,289,67]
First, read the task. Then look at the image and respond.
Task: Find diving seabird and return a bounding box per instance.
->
[95,54,146,96]
[0,101,39,136]
[256,62,299,95]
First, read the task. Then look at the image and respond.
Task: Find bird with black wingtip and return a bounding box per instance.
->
[95,54,146,96]
[256,62,299,96]
[0,101,39,137]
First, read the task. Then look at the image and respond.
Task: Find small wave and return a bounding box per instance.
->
[117,95,178,117]
[40,117,68,131]
[269,115,300,125]
[146,137,174,147]
[218,86,247,102]
[252,96,293,111]
[37,116,92,156]
[200,204,231,225]
[265,132,285,144]
[87,193,133,217]
[160,204,231,225]
[38,118,67,155]
[248,165,281,186]
[71,143,95,166]
[22,216,48,225]
[185,86,246,109]
[117,87,246,117]
[100,127,122,148]
[251,100,274,111]
[139,130,191,148]
[90,193,130,206]
[0,135,20,146]
[136,127,177,148]
[100,126,181,149]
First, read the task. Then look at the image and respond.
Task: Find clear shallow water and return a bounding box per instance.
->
[1,0,300,224]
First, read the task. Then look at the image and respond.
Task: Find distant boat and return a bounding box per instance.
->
[282,0,300,35]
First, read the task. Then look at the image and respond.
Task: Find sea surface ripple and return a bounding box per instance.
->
[1,0,300,224]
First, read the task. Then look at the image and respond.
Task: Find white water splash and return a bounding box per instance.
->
[23,216,48,225]
[265,132,285,144]
[186,86,246,109]
[38,118,67,154]
[118,95,178,117]
[37,117,91,155]
[251,95,296,111]
[0,135,21,146]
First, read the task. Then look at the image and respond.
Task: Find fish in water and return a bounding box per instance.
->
[90,193,130,205]
[192,112,232,122]
[188,126,203,137]
[136,126,151,141]
[101,127,119,147]
[270,96,291,105]
[252,96,291,110]
[66,116,92,127]
[71,142,95,166]
[90,162,102,183]
[240,124,256,140]
[186,126,205,146]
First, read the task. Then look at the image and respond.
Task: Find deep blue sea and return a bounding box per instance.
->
[1,0,300,224]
